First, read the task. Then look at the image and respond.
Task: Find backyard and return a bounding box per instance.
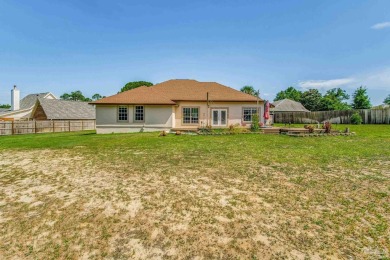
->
[0,125,389,259]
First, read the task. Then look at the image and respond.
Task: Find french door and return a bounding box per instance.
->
[212,109,227,127]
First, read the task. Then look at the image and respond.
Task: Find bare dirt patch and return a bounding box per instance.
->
[0,149,389,259]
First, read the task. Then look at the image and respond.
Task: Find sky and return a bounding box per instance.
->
[0,0,390,105]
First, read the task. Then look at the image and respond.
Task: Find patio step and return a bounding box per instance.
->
[262,128,281,134]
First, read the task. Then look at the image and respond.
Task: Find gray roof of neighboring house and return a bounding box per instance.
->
[372,104,389,109]
[35,98,95,120]
[20,93,51,109]
[271,99,310,112]
[0,108,10,115]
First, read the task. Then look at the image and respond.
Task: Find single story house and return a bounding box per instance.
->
[91,79,264,134]
[0,86,95,121]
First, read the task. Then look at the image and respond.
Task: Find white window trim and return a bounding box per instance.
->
[211,108,228,127]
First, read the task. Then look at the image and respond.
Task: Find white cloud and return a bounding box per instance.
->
[371,22,390,30]
[299,68,390,91]
[299,78,355,90]
[297,69,390,105]
[357,68,390,90]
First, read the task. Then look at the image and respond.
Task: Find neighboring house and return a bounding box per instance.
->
[271,99,310,112]
[269,99,310,124]
[0,87,57,120]
[0,86,95,121]
[372,104,389,109]
[91,79,264,134]
[0,108,10,114]
[32,98,95,120]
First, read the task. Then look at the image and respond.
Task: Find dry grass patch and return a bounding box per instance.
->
[1,145,389,259]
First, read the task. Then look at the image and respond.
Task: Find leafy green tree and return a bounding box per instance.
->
[70,91,85,101]
[0,104,11,109]
[60,93,70,100]
[92,93,103,100]
[300,89,323,111]
[240,85,257,96]
[384,94,390,105]
[120,81,153,92]
[60,91,91,101]
[321,88,350,111]
[274,87,302,102]
[351,86,371,109]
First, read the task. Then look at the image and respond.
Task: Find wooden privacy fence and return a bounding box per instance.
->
[273,108,390,124]
[0,120,96,136]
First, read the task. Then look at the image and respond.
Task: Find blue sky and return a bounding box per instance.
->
[1,0,390,105]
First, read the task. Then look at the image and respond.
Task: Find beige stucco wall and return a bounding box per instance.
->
[174,101,264,129]
[95,101,265,133]
[95,105,173,134]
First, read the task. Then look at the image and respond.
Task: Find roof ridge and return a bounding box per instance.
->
[43,98,90,103]
[24,92,50,96]
[91,79,261,104]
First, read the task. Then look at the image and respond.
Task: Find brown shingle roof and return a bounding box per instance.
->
[91,79,261,105]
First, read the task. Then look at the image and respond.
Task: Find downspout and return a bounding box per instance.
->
[207,92,209,127]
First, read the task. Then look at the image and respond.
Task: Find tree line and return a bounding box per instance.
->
[59,81,153,102]
[274,86,372,111]
[60,91,105,102]
[0,104,11,109]
[4,81,388,109]
[241,85,390,111]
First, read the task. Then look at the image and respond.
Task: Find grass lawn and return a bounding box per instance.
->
[0,125,389,259]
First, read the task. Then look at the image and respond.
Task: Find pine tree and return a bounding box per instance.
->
[352,86,371,109]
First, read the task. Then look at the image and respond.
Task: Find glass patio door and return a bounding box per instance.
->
[212,109,227,127]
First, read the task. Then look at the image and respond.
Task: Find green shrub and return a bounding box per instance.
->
[350,112,362,125]
[250,114,260,132]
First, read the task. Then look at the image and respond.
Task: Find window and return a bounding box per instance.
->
[118,106,128,121]
[182,107,199,124]
[135,106,144,122]
[243,108,258,122]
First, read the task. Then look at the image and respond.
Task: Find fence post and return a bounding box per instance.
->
[11,121,14,135]
[68,121,71,132]
[34,120,37,133]
[52,121,54,132]
[81,120,84,131]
